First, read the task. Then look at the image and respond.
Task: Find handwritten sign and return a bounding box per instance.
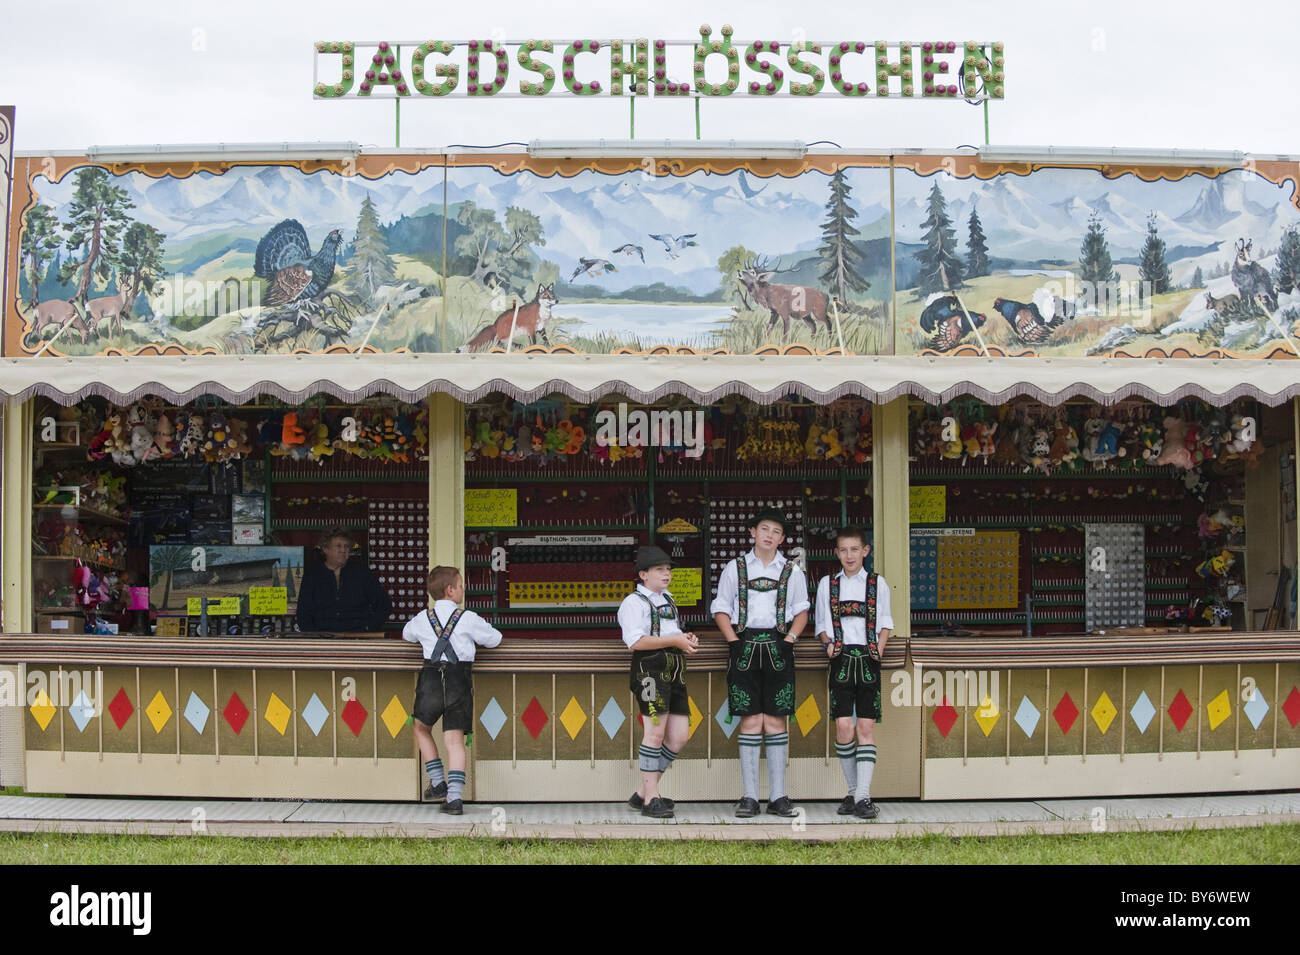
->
[187,596,241,615]
[465,488,517,527]
[156,617,187,637]
[249,587,289,615]
[670,567,703,607]
[909,485,946,524]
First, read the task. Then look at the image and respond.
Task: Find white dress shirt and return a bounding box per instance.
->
[710,549,811,631]
[616,584,683,650]
[402,599,503,663]
[814,569,894,646]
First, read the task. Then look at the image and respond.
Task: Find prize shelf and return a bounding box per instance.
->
[32,504,128,527]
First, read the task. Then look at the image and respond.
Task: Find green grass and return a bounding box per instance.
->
[1,824,1296,864]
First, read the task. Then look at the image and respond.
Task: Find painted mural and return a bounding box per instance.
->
[6,155,1300,359]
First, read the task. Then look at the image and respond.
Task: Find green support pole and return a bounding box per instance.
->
[396,46,402,148]
[695,97,701,139]
[630,96,635,139]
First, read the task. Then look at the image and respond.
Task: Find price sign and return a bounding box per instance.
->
[465,489,517,527]
[249,587,289,615]
[909,485,946,524]
[670,567,703,606]
[187,596,241,615]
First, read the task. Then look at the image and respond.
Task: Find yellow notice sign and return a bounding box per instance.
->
[249,587,289,615]
[187,596,241,616]
[669,568,703,607]
[909,486,946,524]
[465,488,517,527]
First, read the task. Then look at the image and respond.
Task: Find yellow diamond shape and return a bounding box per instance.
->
[559,696,587,740]
[381,695,408,739]
[263,692,291,736]
[1207,689,1231,731]
[794,693,821,737]
[1091,691,1118,735]
[686,695,703,739]
[146,690,172,733]
[974,695,1000,737]
[29,688,56,731]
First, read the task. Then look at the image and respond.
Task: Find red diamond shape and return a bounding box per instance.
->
[1168,689,1193,732]
[341,698,368,736]
[223,692,249,734]
[1281,686,1300,729]
[1053,692,1079,735]
[521,697,548,739]
[932,697,958,738]
[107,688,133,730]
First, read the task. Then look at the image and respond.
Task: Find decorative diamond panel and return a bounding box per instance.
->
[183,692,210,735]
[29,689,56,732]
[973,695,999,737]
[520,697,548,739]
[224,692,249,734]
[1091,691,1117,735]
[1053,692,1079,736]
[341,697,368,736]
[932,698,958,738]
[479,697,508,740]
[146,690,172,733]
[596,697,625,740]
[1243,685,1270,731]
[559,697,587,740]
[108,687,134,730]
[1168,689,1193,731]
[715,699,738,739]
[263,693,291,736]
[794,693,821,737]
[1206,689,1231,731]
[687,695,704,740]
[69,691,95,733]
[380,695,408,739]
[1282,687,1300,729]
[1129,691,1156,734]
[300,693,329,737]
[1013,696,1040,738]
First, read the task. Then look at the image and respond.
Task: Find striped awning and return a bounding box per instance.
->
[0,353,1297,406]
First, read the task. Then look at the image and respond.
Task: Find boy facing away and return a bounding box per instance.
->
[403,565,502,815]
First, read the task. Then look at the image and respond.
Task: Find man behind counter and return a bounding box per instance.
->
[295,528,393,634]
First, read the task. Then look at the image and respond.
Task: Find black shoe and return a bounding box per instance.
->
[766,796,798,818]
[854,798,879,820]
[423,781,447,802]
[837,795,856,815]
[441,799,463,815]
[628,792,675,811]
[735,796,760,818]
[641,797,675,819]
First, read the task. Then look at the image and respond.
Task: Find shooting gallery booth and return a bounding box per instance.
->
[1,140,1299,804]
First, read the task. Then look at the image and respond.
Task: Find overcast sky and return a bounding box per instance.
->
[1,0,1296,155]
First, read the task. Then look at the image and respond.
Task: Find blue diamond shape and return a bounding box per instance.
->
[1129,690,1156,734]
[715,699,738,739]
[597,697,626,740]
[183,691,210,735]
[479,697,507,740]
[301,693,329,737]
[1013,696,1040,738]
[1243,686,1270,730]
[69,690,95,733]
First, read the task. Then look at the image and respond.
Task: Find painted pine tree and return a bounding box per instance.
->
[1079,210,1118,288]
[20,204,61,308]
[1274,224,1300,296]
[58,167,134,307]
[817,169,871,304]
[1192,266,1204,289]
[284,560,297,602]
[351,193,397,303]
[915,182,965,293]
[965,204,991,279]
[1138,212,1171,297]
[118,222,167,318]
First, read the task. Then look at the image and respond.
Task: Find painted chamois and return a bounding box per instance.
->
[458,284,558,352]
[736,256,832,339]
[1231,238,1278,312]
[26,299,92,347]
[1204,290,1241,317]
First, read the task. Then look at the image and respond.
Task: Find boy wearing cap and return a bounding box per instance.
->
[617,545,699,819]
[814,526,892,820]
[710,508,810,818]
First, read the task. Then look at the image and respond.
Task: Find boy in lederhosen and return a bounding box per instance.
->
[710,508,809,818]
[617,545,698,819]
[813,526,893,820]
[403,565,502,815]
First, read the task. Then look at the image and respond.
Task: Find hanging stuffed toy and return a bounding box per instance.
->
[1154,417,1193,469]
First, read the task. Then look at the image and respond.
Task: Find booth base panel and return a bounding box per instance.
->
[923,749,1300,800]
[25,751,412,800]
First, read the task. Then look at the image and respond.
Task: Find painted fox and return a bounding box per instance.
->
[458,284,557,352]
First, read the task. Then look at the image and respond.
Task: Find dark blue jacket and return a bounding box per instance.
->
[295,560,392,633]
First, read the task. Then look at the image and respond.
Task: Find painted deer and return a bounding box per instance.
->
[1204,290,1241,317]
[27,298,91,347]
[736,256,832,339]
[1231,239,1278,312]
[457,284,558,352]
[84,279,137,337]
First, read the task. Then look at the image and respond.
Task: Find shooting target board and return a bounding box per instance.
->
[1085,523,1145,631]
[910,529,1020,609]
[707,495,806,595]
[368,499,429,621]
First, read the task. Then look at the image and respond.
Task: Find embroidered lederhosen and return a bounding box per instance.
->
[828,574,882,721]
[414,608,474,731]
[829,573,879,660]
[728,557,797,716]
[629,592,688,721]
